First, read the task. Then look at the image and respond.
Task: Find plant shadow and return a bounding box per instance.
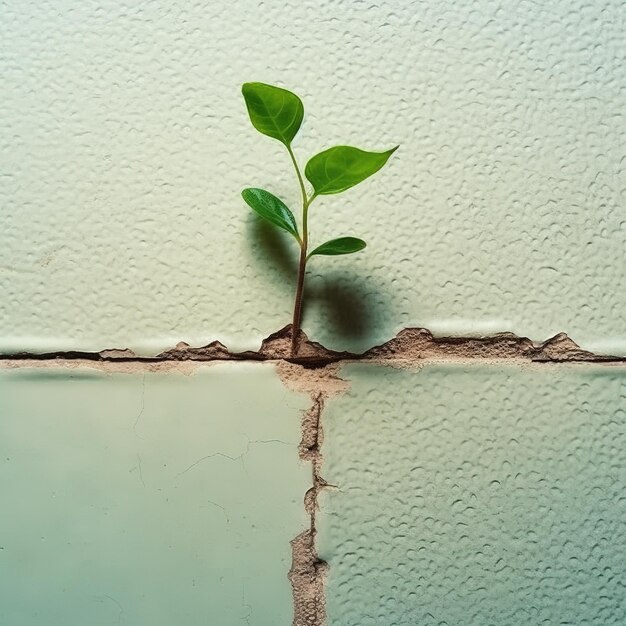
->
[305,270,388,343]
[247,218,391,345]
[246,218,297,287]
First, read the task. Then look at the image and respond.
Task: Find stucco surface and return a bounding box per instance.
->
[2,0,625,354]
[318,363,626,625]
[0,363,309,626]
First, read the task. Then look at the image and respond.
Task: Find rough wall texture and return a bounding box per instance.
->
[2,1,625,624]
[2,0,625,354]
[319,364,626,625]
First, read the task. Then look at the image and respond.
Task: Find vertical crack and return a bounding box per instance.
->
[289,393,328,626]
[277,363,348,626]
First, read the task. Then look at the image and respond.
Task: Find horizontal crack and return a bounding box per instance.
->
[1,325,625,369]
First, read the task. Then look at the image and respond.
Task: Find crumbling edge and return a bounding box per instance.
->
[2,325,625,369]
[276,363,349,626]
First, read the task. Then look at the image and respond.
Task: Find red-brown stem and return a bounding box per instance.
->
[287,144,314,357]
[291,243,307,356]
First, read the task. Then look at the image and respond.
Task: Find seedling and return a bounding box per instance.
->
[241,82,397,356]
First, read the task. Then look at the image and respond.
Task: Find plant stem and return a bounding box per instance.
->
[291,239,307,356]
[287,144,308,208]
[287,145,314,356]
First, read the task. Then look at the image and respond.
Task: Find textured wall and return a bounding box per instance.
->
[319,364,626,624]
[2,2,625,624]
[2,0,625,354]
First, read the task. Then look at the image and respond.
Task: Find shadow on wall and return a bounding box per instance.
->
[248,218,297,283]
[306,271,390,342]
[248,218,393,343]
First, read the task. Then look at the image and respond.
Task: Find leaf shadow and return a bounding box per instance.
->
[305,269,390,344]
[246,217,297,284]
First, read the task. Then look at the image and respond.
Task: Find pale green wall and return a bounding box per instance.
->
[1,1,625,624]
[2,0,625,354]
[319,364,626,624]
[0,364,309,625]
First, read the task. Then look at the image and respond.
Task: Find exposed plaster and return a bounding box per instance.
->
[2,325,625,371]
[276,363,349,626]
[0,357,199,374]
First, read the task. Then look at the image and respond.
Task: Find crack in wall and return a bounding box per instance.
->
[2,325,625,370]
[290,392,328,626]
[2,326,625,625]
[277,363,349,626]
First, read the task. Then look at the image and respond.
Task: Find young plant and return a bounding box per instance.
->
[241,82,397,356]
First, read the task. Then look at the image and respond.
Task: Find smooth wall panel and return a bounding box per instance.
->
[0,363,309,626]
[2,0,625,354]
[319,364,626,625]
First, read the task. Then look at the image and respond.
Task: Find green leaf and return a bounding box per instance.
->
[242,82,304,147]
[242,188,300,239]
[305,145,398,195]
[309,237,367,257]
